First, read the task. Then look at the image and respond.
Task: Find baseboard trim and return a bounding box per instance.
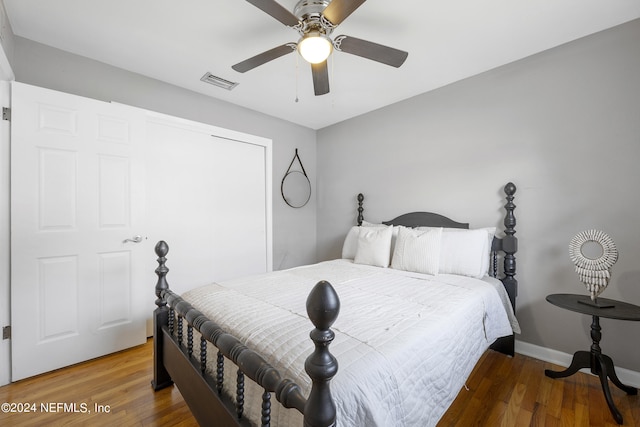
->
[515,340,640,389]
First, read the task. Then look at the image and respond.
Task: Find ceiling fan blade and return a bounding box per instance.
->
[335,35,408,68]
[311,61,329,96]
[322,0,366,26]
[232,44,296,73]
[245,0,300,27]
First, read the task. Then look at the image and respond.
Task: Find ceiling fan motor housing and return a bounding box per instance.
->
[294,0,331,20]
[294,0,334,36]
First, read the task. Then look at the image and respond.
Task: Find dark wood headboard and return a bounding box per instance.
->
[382,212,469,229]
[355,182,518,356]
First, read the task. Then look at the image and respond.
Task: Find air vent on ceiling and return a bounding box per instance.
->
[200,72,239,90]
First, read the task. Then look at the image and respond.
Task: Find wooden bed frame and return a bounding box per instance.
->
[151,182,518,427]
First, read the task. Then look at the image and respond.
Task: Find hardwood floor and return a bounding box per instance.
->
[0,340,638,426]
[439,350,639,427]
[0,339,197,426]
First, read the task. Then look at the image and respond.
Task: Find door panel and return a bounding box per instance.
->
[39,148,77,229]
[11,82,147,380]
[38,255,78,341]
[97,251,131,327]
[99,155,130,227]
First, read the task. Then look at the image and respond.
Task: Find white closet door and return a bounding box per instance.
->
[10,82,147,380]
[145,115,272,296]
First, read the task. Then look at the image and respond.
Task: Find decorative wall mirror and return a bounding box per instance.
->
[568,229,618,306]
[281,149,311,208]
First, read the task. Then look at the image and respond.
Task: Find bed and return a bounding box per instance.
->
[151,182,519,427]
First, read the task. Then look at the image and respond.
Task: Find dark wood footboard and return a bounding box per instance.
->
[151,241,340,427]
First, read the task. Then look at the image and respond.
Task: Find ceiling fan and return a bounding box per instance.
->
[232,0,408,96]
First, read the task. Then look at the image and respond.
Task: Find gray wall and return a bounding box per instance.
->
[11,36,318,271]
[317,19,640,372]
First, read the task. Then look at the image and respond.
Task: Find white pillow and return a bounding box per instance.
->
[354,225,393,267]
[341,225,360,259]
[342,222,400,259]
[439,228,492,278]
[391,226,442,275]
[417,226,495,278]
[363,221,400,255]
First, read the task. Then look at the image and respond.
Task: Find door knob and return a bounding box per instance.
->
[123,235,144,244]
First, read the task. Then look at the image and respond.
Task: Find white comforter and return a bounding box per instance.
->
[182,259,519,427]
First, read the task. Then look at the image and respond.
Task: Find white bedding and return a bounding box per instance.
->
[182,259,519,427]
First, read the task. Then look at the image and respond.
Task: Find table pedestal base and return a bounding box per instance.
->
[544,315,637,424]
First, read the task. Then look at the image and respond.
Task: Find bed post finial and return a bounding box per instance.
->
[503,183,517,307]
[304,280,340,427]
[357,193,364,226]
[154,240,170,308]
[152,240,173,390]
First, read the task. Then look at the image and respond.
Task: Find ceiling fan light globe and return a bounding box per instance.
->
[298,33,332,64]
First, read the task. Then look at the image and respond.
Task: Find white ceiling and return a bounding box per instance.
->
[4,0,639,129]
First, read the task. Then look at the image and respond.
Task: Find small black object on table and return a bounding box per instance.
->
[545,293,640,424]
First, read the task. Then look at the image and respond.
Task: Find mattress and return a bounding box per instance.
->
[182,259,519,426]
